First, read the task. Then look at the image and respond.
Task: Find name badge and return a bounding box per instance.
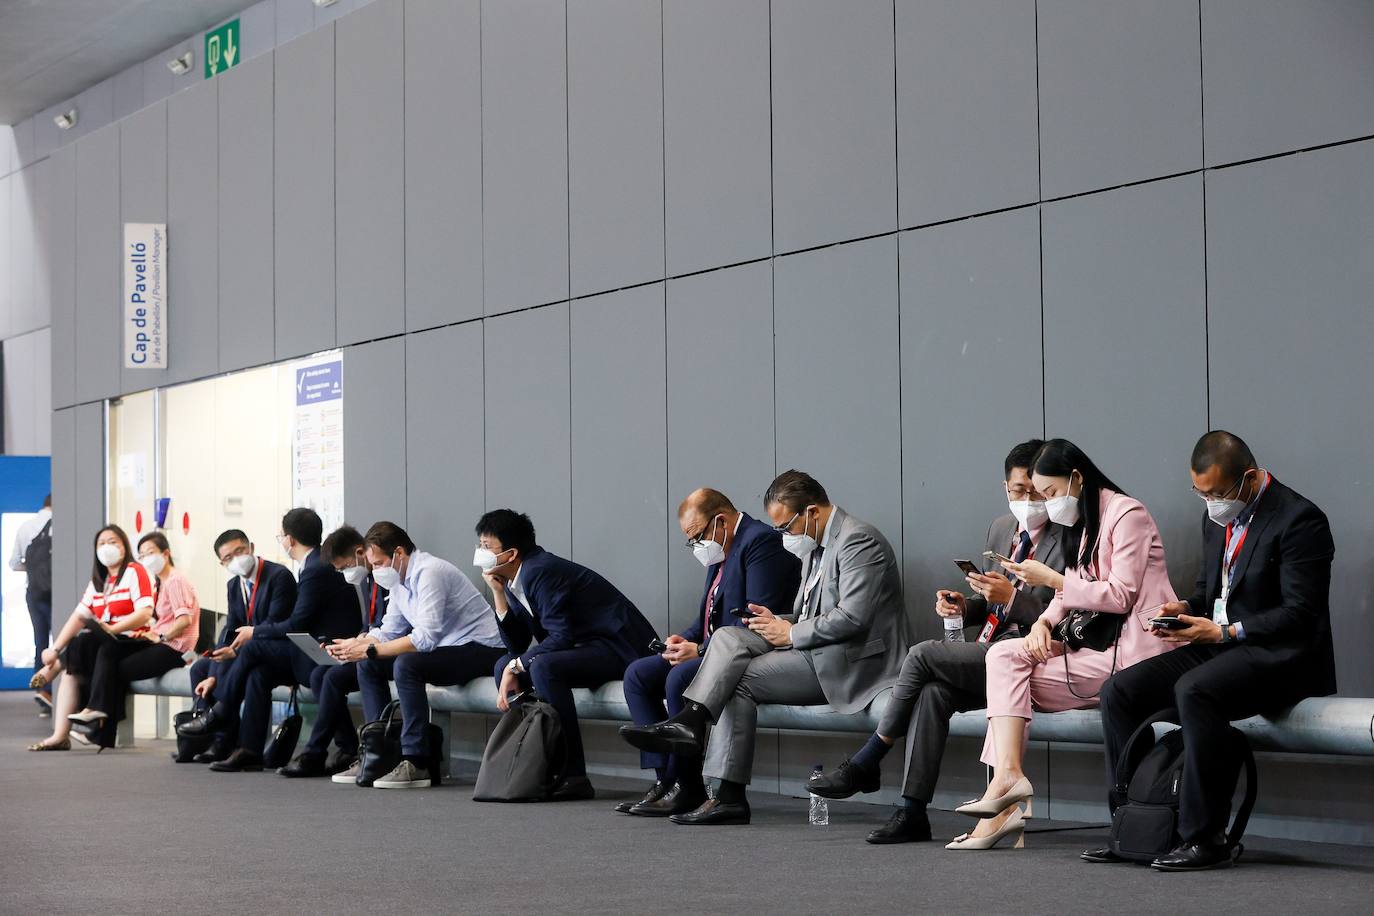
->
[977,613,999,644]
[1212,597,1229,626]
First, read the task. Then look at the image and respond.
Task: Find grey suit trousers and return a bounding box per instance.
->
[683,626,826,785]
[875,639,990,802]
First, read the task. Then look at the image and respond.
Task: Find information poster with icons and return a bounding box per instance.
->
[291,352,345,536]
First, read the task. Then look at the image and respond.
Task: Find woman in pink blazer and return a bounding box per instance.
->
[945,439,1179,850]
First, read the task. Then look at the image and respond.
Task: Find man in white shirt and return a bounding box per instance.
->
[8,494,53,715]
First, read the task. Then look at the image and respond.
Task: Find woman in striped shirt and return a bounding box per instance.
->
[27,525,155,751]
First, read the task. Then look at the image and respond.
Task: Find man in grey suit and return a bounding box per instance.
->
[620,469,910,825]
[807,439,1069,844]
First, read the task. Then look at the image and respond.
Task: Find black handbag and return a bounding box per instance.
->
[1052,609,1124,652]
[171,699,213,763]
[262,687,302,769]
[357,699,404,787]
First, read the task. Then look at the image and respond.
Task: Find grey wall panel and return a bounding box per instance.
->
[118,102,168,395]
[14,117,36,169]
[23,161,51,336]
[896,0,1039,227]
[342,336,407,531]
[899,207,1042,641]
[50,408,78,626]
[665,261,775,633]
[567,0,664,298]
[774,236,902,550]
[662,0,771,276]
[1042,175,1207,592]
[166,80,219,388]
[0,174,11,338]
[570,284,667,629]
[483,303,572,557]
[2,332,40,453]
[274,25,336,359]
[405,323,486,582]
[74,402,105,574]
[481,0,569,315]
[217,54,274,373]
[1206,140,1374,695]
[315,0,359,26]
[276,0,315,44]
[112,64,145,122]
[336,0,404,345]
[1038,0,1202,198]
[48,146,77,409]
[1202,0,1374,167]
[405,0,482,332]
[74,125,121,405]
[237,0,276,63]
[771,0,897,253]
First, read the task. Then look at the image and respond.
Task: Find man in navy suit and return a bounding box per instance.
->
[183,529,297,763]
[616,489,800,817]
[475,509,659,800]
[179,508,359,772]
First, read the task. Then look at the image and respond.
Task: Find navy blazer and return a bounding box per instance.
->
[217,558,297,649]
[678,513,801,645]
[254,549,361,643]
[498,547,659,671]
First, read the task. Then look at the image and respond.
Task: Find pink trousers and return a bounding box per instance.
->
[979,636,1119,766]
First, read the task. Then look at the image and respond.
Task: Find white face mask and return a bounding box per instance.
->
[1204,471,1255,527]
[227,554,257,578]
[780,510,819,559]
[1045,474,1081,527]
[139,553,167,576]
[691,517,726,568]
[1008,498,1049,530]
[96,543,124,567]
[342,565,369,586]
[372,565,401,591]
[473,547,501,572]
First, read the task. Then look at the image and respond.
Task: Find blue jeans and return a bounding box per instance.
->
[357,643,505,757]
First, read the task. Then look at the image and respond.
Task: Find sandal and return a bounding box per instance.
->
[28,668,52,690]
[27,738,71,752]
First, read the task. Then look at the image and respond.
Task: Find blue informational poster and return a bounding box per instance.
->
[0,456,53,689]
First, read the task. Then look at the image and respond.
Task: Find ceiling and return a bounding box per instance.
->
[0,0,255,124]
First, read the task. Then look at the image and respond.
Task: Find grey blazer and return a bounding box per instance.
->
[788,506,911,714]
[961,514,1069,636]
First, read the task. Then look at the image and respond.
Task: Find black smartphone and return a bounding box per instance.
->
[648,638,669,654]
[729,606,755,620]
[1149,616,1190,631]
[954,559,981,576]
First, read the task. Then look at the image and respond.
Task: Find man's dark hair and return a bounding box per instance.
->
[764,470,830,514]
[42,493,51,508]
[321,525,366,564]
[475,509,537,556]
[281,508,324,549]
[364,521,416,556]
[1190,430,1256,482]
[213,528,250,556]
[1004,439,1045,479]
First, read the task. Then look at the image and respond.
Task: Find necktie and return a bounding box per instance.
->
[1013,529,1032,564]
[979,531,1033,644]
[803,546,826,618]
[703,564,726,638]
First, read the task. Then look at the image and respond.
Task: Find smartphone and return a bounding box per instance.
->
[1149,616,1190,631]
[648,638,669,654]
[983,550,1014,565]
[954,559,981,576]
[729,606,755,620]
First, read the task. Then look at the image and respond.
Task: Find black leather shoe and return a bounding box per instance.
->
[630,782,708,817]
[619,720,706,756]
[325,749,358,776]
[808,758,881,799]
[866,807,932,844]
[1151,841,1235,872]
[208,749,263,773]
[176,707,222,738]
[550,776,596,801]
[1081,846,1126,863]
[278,753,328,777]
[670,798,751,826]
[191,742,231,765]
[616,780,669,814]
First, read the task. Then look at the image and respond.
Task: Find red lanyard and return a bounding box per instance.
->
[368,583,380,625]
[245,558,265,623]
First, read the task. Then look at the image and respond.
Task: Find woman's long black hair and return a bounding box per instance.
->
[1031,439,1129,570]
[91,524,135,591]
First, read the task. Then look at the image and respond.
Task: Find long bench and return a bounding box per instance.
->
[129,672,1374,757]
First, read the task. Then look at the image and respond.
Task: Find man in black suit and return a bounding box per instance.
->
[183,529,297,762]
[1086,430,1335,871]
[178,508,359,772]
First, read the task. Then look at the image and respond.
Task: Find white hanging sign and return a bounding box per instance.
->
[123,222,167,369]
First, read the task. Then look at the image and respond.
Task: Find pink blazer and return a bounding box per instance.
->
[1040,489,1178,669]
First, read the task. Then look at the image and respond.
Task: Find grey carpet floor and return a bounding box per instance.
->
[1,693,1371,916]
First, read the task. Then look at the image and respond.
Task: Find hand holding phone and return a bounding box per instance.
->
[954,559,981,577]
[729,607,755,620]
[648,638,669,654]
[982,550,1014,566]
[1149,616,1189,631]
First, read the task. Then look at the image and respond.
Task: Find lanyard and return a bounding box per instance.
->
[368,583,380,626]
[1220,471,1270,599]
[245,558,265,623]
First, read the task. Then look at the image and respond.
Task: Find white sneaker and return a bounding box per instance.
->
[373,759,431,789]
[331,760,362,784]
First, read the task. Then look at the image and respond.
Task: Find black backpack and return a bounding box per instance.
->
[24,519,53,597]
[1108,708,1257,864]
[472,694,567,802]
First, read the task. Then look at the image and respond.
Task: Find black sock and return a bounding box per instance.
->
[402,753,428,767]
[715,779,747,804]
[654,767,669,784]
[899,796,926,812]
[850,733,892,772]
[676,761,706,794]
[670,701,709,731]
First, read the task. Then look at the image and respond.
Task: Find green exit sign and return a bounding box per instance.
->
[204,19,241,79]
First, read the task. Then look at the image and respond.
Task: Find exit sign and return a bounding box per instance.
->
[205,19,241,79]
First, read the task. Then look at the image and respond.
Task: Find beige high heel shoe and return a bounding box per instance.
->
[945,808,1027,850]
[955,775,1034,818]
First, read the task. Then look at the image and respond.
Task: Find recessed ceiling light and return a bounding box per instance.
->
[167,51,194,75]
[54,109,77,130]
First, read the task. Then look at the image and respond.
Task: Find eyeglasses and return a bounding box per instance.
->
[772,512,800,534]
[685,517,719,549]
[217,544,252,566]
[1005,483,1036,500]
[1190,472,1247,501]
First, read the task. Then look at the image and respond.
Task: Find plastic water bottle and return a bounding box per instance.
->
[809,765,829,826]
[944,613,966,642]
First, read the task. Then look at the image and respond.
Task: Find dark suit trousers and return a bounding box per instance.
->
[303,662,361,758]
[216,638,321,754]
[359,644,505,757]
[188,654,238,748]
[1099,642,1304,843]
[494,645,625,778]
[27,588,52,672]
[622,654,702,777]
[86,641,184,747]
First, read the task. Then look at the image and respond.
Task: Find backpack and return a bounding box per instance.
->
[472,694,567,802]
[24,519,53,597]
[1108,708,1257,864]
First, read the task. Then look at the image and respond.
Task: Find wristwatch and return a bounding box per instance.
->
[697,643,705,657]
[366,643,379,660]
[1220,625,1236,644]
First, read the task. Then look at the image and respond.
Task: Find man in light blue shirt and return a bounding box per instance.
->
[327,521,505,788]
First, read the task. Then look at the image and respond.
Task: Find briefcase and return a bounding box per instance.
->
[357,699,404,787]
[262,687,303,769]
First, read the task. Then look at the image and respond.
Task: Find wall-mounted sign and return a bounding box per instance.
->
[205,19,241,79]
[292,352,345,535]
[123,223,167,369]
